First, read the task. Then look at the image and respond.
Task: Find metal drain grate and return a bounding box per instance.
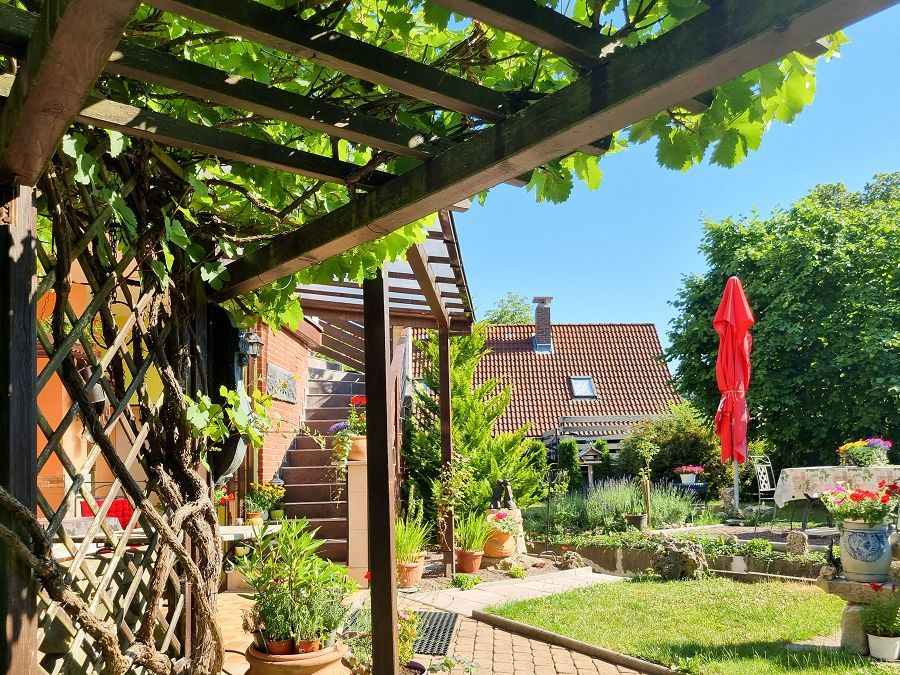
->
[412,611,459,656]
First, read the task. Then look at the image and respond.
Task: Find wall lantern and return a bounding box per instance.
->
[238,330,263,365]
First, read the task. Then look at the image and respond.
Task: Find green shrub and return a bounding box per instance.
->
[585,479,642,530]
[593,439,614,481]
[455,512,493,552]
[452,573,481,590]
[395,498,432,563]
[862,596,900,637]
[557,439,582,492]
[617,402,726,490]
[549,492,588,533]
[507,565,526,579]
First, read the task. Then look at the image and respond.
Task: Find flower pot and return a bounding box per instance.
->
[840,520,894,582]
[868,634,900,661]
[624,514,648,531]
[270,509,285,521]
[455,549,483,573]
[234,545,250,557]
[679,473,696,485]
[247,512,265,527]
[295,639,321,654]
[484,531,515,558]
[348,435,367,461]
[265,638,296,655]
[246,644,348,674]
[216,504,229,525]
[397,556,425,589]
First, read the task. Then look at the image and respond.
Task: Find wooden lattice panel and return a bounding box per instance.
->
[33,163,187,674]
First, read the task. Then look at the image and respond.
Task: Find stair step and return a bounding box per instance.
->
[291,436,332,451]
[305,407,356,421]
[285,483,344,502]
[286,448,333,465]
[283,500,347,519]
[304,517,349,539]
[307,380,367,395]
[283,465,335,482]
[306,393,354,408]
[308,357,345,371]
[304,419,352,435]
[317,538,349,561]
[308,368,365,383]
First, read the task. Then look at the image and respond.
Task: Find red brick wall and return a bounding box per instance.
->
[252,320,319,483]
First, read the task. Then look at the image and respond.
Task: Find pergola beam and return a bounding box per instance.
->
[214,0,896,299]
[0,3,444,161]
[406,243,449,328]
[0,0,139,184]
[432,0,613,69]
[150,0,512,121]
[0,75,392,189]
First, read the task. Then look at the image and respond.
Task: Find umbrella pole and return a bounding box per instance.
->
[731,416,740,514]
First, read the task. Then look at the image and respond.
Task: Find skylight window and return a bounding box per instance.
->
[569,376,597,399]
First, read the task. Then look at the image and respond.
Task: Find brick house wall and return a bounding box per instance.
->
[251,319,322,483]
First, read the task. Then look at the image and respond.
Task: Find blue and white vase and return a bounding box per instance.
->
[840,520,894,582]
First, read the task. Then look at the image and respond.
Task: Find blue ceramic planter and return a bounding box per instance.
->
[840,520,894,582]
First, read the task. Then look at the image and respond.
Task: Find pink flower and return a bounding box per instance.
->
[561,545,569,552]
[494,512,508,520]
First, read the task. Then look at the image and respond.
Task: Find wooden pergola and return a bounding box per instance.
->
[0,0,897,673]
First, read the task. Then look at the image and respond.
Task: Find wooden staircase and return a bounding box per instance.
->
[282,357,364,563]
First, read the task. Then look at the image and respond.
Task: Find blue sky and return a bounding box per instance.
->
[454,6,900,348]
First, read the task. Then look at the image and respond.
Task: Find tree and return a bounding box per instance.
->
[485,292,533,324]
[404,323,548,522]
[667,174,900,469]
[557,440,582,492]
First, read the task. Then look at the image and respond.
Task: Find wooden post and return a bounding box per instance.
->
[363,270,399,675]
[438,326,455,576]
[0,183,37,672]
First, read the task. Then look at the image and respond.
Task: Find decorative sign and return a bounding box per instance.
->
[266,364,297,403]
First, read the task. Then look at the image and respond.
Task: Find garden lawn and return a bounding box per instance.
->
[487,577,890,675]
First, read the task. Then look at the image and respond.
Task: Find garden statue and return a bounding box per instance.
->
[490,479,517,510]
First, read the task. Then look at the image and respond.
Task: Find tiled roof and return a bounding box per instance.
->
[414,323,678,437]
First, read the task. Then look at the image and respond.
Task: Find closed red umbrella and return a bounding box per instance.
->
[713,276,755,508]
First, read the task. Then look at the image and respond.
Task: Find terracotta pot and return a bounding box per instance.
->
[246,644,348,674]
[455,549,483,573]
[265,638,296,655]
[484,531,515,558]
[397,556,425,588]
[247,512,264,527]
[295,639,321,654]
[348,435,367,461]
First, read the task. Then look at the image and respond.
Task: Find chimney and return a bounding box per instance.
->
[532,296,553,352]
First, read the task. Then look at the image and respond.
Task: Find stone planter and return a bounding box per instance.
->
[455,549,483,573]
[840,520,893,582]
[246,644,348,674]
[679,474,696,485]
[868,635,900,661]
[624,514,648,531]
[348,435,367,461]
[397,555,425,589]
[484,531,515,558]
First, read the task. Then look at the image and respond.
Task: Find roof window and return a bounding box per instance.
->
[569,376,597,399]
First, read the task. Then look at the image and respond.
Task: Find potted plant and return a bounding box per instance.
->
[862,592,900,661]
[673,465,704,485]
[236,519,356,672]
[837,438,892,467]
[624,438,659,531]
[271,501,286,521]
[484,509,521,558]
[344,606,420,674]
[395,492,431,589]
[454,511,492,573]
[246,481,286,526]
[821,481,900,582]
[243,586,296,655]
[329,396,368,470]
[215,486,235,525]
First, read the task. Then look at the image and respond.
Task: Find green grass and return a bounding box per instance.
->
[487,577,891,674]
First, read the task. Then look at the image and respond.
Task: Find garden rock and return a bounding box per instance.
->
[651,539,708,580]
[785,531,809,555]
[559,551,587,569]
[840,603,868,655]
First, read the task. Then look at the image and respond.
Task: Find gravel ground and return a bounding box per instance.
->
[671,523,836,544]
[409,550,567,593]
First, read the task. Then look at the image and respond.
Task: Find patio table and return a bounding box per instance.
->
[773,465,900,508]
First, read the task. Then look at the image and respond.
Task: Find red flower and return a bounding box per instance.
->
[850,493,863,502]
[879,480,887,488]
[364,570,371,581]
[871,581,886,591]
[351,395,367,406]
[882,495,890,504]
[561,545,569,551]
[494,512,508,520]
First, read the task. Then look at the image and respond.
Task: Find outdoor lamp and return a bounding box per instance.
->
[238,329,263,365]
[270,473,284,488]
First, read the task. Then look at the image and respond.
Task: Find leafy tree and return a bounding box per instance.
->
[485,292,533,324]
[667,174,900,469]
[617,402,725,489]
[593,439,615,482]
[405,323,548,521]
[557,440,582,493]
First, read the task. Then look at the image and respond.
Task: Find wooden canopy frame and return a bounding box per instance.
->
[1,0,898,673]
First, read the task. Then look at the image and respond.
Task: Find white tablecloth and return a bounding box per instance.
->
[773,465,900,507]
